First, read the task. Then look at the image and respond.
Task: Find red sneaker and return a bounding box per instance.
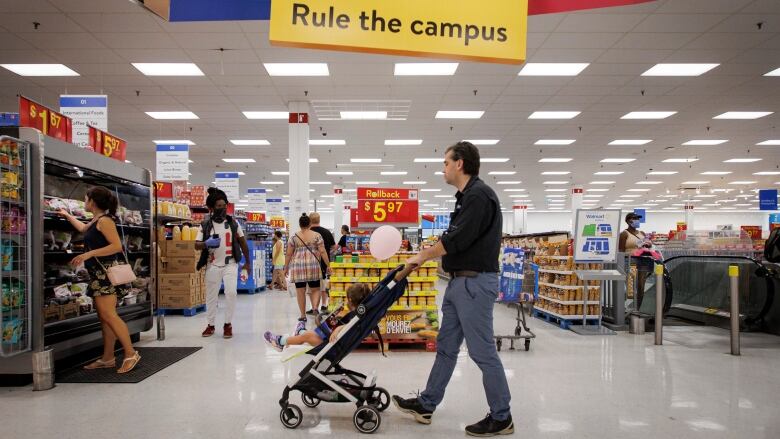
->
[223,323,233,339]
[201,325,215,337]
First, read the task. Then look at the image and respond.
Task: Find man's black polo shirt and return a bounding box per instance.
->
[440,176,502,273]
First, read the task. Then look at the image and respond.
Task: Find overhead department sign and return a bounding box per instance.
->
[270,0,528,64]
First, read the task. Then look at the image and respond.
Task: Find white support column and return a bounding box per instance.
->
[288,102,310,236]
[512,205,527,234]
[685,203,695,231]
[334,186,344,238]
[571,185,584,233]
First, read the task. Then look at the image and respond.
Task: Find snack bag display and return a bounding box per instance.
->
[1,241,13,271]
[1,318,23,344]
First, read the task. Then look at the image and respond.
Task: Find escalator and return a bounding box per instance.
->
[637,255,779,333]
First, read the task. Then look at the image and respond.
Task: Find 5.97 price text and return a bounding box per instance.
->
[363,200,404,222]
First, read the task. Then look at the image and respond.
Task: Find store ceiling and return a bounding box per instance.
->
[1,0,780,212]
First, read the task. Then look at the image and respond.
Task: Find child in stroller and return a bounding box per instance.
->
[264,283,371,351]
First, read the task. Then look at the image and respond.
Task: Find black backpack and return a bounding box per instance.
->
[765,228,780,263]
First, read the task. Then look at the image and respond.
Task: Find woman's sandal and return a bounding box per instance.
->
[117,351,141,374]
[83,358,116,370]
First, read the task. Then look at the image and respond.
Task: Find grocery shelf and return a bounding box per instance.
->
[539,282,601,290]
[534,307,600,320]
[407,276,439,282]
[330,290,438,297]
[538,294,600,306]
[535,255,571,260]
[538,268,575,275]
[330,276,380,283]
[331,261,438,269]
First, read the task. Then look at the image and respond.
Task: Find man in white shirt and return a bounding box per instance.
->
[196,188,251,339]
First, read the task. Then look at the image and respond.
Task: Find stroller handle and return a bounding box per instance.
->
[394,263,419,281]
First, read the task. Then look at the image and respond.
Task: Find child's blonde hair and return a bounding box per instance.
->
[347,283,371,309]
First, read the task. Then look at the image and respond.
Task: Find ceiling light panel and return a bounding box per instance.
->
[264,63,329,76]
[641,63,719,76]
[230,140,270,146]
[647,171,677,175]
[663,158,699,163]
[340,111,387,120]
[436,111,484,119]
[714,112,773,120]
[385,140,422,146]
[528,111,580,120]
[609,139,653,146]
[518,63,589,76]
[535,139,576,145]
[310,139,346,146]
[394,63,458,76]
[464,139,500,145]
[154,140,195,145]
[756,140,780,146]
[539,158,572,163]
[724,158,762,163]
[146,111,198,120]
[601,158,635,163]
[542,171,570,175]
[381,171,408,175]
[1,63,79,76]
[621,111,677,120]
[131,63,204,76]
[243,111,288,119]
[683,140,728,146]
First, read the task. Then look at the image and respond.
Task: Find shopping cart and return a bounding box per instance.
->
[494,261,537,352]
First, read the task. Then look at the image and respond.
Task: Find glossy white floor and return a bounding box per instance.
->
[3,283,780,439]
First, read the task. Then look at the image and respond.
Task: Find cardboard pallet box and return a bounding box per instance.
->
[158,288,200,309]
[160,256,199,274]
[165,241,198,258]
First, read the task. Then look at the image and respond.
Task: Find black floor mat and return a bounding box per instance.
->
[56,347,202,384]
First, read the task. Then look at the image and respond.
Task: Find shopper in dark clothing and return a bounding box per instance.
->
[338,225,350,251]
[392,141,513,437]
[309,212,335,312]
[58,186,141,374]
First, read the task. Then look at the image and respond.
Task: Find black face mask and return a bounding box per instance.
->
[212,208,226,221]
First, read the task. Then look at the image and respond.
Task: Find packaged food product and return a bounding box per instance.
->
[181,225,191,241]
[2,318,23,344]
[1,241,13,271]
[172,225,182,241]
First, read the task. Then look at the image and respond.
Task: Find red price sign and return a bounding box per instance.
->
[19,96,72,142]
[357,187,419,227]
[246,212,266,223]
[89,126,127,161]
[154,181,173,199]
[740,226,762,240]
[270,217,285,228]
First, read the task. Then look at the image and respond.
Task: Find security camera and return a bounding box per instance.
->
[322,132,328,137]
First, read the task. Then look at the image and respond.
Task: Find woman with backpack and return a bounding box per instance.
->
[284,213,332,327]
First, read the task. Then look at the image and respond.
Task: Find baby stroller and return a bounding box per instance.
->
[278,264,416,434]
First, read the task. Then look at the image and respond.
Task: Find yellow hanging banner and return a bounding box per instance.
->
[269,0,528,64]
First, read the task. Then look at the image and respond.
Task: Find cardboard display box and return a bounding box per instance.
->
[159,287,200,309]
[161,256,199,274]
[165,240,199,258]
[159,273,201,290]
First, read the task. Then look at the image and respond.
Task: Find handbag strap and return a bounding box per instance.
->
[295,233,323,263]
[88,214,131,272]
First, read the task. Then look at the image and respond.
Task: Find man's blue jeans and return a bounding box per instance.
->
[419,273,512,421]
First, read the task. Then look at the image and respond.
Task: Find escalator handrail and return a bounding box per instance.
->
[661,255,775,327]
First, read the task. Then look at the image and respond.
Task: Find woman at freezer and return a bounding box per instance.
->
[58,186,141,374]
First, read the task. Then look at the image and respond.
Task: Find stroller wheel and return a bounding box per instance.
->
[353,405,381,434]
[280,404,303,429]
[367,387,390,411]
[302,393,321,408]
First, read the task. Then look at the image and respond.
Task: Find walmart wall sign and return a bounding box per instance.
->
[269,0,528,64]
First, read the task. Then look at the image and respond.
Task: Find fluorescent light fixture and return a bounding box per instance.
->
[765,67,780,76]
[131,63,204,76]
[271,171,290,176]
[682,181,709,185]
[545,189,567,192]
[261,181,285,185]
[535,139,576,145]
[619,195,641,198]
[381,171,408,176]
[310,181,332,185]
[543,181,568,185]
[590,181,616,185]
[694,195,717,198]
[539,158,572,163]
[436,110,484,119]
[546,195,566,198]
[647,171,677,175]
[423,203,440,207]
[600,158,635,163]
[243,111,288,119]
[285,158,319,163]
[489,171,517,175]
[403,181,426,185]
[230,139,270,146]
[125,160,132,164]
[503,189,526,192]
[754,171,780,175]
[414,158,442,163]
[264,63,328,76]
[641,63,718,76]
[609,139,653,146]
[145,111,198,120]
[385,140,422,146]
[729,181,757,185]
[1,63,79,76]
[663,158,699,163]
[714,111,773,120]
[621,111,677,120]
[434,195,454,198]
[326,171,353,176]
[542,171,570,175]
[757,140,780,146]
[528,111,580,120]
[587,188,609,192]
[351,158,382,163]
[340,111,387,120]
[153,140,195,145]
[480,158,510,163]
[188,160,194,163]
[394,63,458,76]
[683,139,728,146]
[497,181,522,185]
[595,171,624,175]
[724,158,762,163]
[627,188,651,192]
[421,189,441,192]
[222,158,255,163]
[584,195,604,198]
[700,171,732,175]
[435,171,444,175]
[636,181,662,185]
[310,139,346,146]
[464,139,500,145]
[518,63,589,76]
[354,181,381,185]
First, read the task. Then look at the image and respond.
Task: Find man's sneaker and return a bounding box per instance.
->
[392,395,433,425]
[201,325,215,337]
[223,323,233,339]
[465,414,514,437]
[293,321,306,336]
[264,331,284,352]
[306,309,317,315]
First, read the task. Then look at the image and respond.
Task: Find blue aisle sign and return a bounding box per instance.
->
[498,247,524,303]
[0,113,19,127]
[759,189,778,211]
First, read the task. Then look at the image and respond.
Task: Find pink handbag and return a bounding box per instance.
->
[95,254,137,286]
